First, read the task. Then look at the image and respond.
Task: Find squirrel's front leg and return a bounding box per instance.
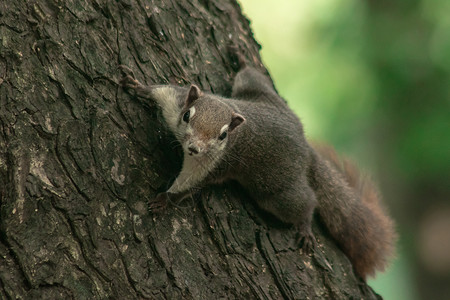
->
[119,65,156,99]
[150,168,200,213]
[150,155,208,213]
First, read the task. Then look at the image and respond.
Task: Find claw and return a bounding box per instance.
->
[227,45,246,70]
[118,65,136,78]
[119,74,140,89]
[148,192,168,213]
[118,65,143,90]
[295,226,316,255]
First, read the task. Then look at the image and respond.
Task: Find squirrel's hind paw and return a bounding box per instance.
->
[296,227,317,255]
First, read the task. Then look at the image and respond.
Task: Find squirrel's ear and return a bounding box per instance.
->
[186,84,202,106]
[229,113,245,132]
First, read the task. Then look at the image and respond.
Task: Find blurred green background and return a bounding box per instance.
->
[238,0,450,299]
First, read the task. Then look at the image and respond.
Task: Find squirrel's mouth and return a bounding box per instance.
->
[185,140,206,157]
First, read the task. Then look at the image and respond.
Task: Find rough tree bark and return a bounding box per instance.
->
[0,1,382,299]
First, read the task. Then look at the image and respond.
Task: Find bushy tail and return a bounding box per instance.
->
[309,144,396,278]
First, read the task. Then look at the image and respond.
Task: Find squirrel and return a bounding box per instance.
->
[118,54,396,279]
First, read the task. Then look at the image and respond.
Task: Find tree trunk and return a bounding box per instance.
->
[0,1,381,299]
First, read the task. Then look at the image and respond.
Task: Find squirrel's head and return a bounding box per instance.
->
[177,85,245,159]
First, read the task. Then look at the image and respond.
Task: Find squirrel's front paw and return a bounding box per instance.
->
[120,75,139,89]
[295,226,316,255]
[118,65,141,89]
[119,65,135,78]
[148,192,168,213]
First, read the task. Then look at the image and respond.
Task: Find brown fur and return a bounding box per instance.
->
[312,144,396,277]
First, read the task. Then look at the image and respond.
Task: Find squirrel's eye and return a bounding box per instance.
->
[183,110,190,123]
[218,131,227,141]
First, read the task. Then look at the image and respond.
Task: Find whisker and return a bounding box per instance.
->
[227,152,248,167]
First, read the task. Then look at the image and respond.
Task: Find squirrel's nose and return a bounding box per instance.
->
[188,145,200,155]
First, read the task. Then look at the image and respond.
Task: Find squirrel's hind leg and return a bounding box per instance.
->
[257,185,318,253]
